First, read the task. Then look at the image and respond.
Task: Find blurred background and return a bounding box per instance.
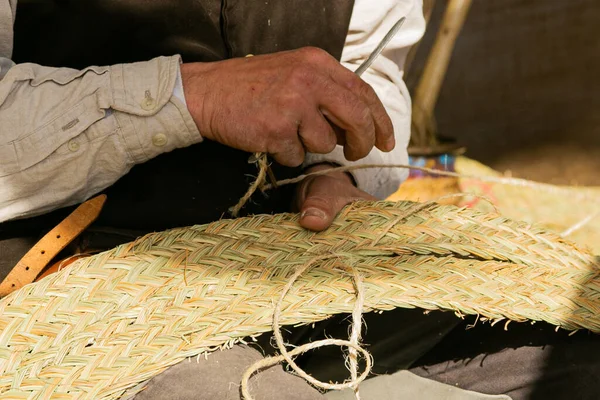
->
[405,0,600,185]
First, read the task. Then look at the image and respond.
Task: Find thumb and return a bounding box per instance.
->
[299,189,338,232]
[297,173,358,232]
[295,167,372,232]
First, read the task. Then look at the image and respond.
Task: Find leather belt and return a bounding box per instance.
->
[0,195,107,297]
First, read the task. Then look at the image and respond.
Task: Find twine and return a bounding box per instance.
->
[241,255,370,400]
[561,210,600,238]
[229,153,270,217]
[347,267,365,398]
[263,163,597,199]
[231,159,600,215]
[231,159,600,239]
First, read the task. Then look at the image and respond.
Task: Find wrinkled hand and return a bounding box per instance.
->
[294,164,376,231]
[181,47,394,167]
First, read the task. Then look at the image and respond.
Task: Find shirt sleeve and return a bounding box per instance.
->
[304,0,425,200]
[0,50,201,222]
[0,0,202,223]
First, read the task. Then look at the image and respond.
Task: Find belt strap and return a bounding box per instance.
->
[0,195,107,297]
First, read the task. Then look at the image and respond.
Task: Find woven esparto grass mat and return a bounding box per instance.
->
[1,201,599,399]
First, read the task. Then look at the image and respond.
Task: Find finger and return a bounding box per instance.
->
[322,63,395,152]
[332,124,346,146]
[360,85,394,152]
[317,81,376,161]
[299,189,374,231]
[270,134,306,167]
[299,190,338,232]
[321,114,346,146]
[297,174,373,231]
[298,110,338,154]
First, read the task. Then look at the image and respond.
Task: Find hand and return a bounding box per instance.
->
[294,164,376,231]
[180,47,394,167]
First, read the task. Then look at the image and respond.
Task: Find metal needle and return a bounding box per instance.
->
[354,17,406,77]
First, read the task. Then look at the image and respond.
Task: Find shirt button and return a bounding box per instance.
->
[68,140,80,152]
[141,98,156,111]
[152,133,168,147]
[141,90,156,111]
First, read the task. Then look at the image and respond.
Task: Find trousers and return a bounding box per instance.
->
[130,310,600,400]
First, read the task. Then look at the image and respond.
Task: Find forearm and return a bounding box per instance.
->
[0,56,201,222]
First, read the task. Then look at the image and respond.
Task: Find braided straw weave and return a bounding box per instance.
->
[1,201,599,399]
[454,157,600,253]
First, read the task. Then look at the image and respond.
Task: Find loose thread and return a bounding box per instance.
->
[261,163,597,202]
[235,160,599,237]
[232,157,599,218]
[229,153,270,217]
[561,210,600,238]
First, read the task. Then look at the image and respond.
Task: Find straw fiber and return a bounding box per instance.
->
[0,201,599,399]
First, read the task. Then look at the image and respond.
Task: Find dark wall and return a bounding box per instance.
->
[406,0,600,185]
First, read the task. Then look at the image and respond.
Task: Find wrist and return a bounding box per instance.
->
[180,62,215,140]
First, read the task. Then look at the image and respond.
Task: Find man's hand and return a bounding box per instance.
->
[181,47,394,167]
[294,164,376,231]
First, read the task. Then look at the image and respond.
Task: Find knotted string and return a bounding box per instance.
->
[240,255,371,400]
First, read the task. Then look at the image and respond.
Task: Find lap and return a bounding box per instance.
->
[129,312,600,400]
[131,308,461,399]
[411,318,600,400]
[131,345,324,400]
[259,308,461,383]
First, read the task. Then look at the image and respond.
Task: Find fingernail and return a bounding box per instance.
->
[301,208,326,220]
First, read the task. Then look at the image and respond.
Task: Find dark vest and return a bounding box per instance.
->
[0,0,354,275]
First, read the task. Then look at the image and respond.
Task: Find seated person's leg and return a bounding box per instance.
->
[411,318,600,400]
[132,345,324,400]
[257,308,461,383]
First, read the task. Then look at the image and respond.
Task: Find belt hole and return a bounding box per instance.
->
[56,234,61,239]
[25,267,29,271]
[41,250,45,255]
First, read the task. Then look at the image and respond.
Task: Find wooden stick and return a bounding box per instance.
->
[404,0,437,75]
[411,0,473,148]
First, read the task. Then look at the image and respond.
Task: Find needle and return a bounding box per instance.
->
[354,17,406,77]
